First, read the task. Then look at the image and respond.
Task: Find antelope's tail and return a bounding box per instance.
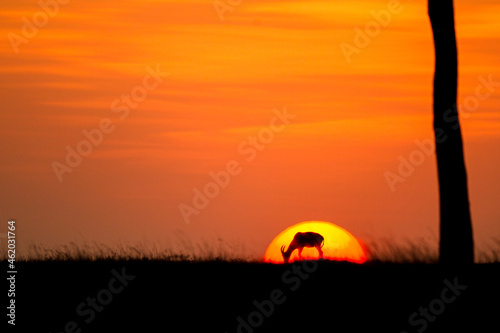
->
[320,238,325,248]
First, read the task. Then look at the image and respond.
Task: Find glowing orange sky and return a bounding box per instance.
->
[1,0,499,258]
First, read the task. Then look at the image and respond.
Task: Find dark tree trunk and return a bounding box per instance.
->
[428,0,474,265]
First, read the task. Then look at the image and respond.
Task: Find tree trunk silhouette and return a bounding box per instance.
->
[428,0,474,265]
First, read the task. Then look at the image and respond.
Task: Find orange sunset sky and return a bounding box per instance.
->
[1,0,499,258]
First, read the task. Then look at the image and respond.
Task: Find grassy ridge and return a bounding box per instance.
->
[10,259,500,332]
[5,237,500,263]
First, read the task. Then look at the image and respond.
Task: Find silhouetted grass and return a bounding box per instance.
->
[365,236,500,264]
[12,251,500,332]
[476,237,500,263]
[364,237,439,264]
[3,237,499,263]
[11,238,254,262]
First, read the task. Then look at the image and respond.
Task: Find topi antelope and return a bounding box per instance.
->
[281,232,324,263]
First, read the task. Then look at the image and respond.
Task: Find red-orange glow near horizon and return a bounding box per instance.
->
[264,221,367,264]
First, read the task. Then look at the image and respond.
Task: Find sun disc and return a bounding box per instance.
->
[264,221,366,263]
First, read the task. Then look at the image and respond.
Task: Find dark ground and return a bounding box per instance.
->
[6,260,500,332]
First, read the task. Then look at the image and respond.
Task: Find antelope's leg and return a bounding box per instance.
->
[316,246,323,259]
[298,248,303,259]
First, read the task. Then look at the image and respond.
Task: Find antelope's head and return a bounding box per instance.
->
[281,245,291,263]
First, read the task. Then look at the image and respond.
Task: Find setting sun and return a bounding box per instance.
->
[264,221,367,264]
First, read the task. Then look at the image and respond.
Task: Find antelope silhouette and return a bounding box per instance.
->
[281,232,324,263]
